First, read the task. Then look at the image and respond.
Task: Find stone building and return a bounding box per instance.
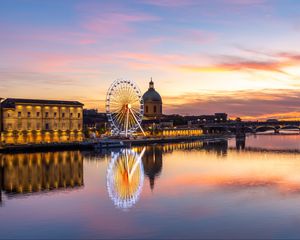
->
[143,79,162,120]
[0,98,84,144]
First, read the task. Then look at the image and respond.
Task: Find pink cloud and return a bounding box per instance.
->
[80,10,160,36]
[223,0,266,5]
[0,24,98,46]
[178,29,216,44]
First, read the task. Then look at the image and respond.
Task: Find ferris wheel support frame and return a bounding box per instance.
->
[123,105,145,137]
[129,108,145,136]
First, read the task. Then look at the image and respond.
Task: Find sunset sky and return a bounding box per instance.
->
[1,0,300,120]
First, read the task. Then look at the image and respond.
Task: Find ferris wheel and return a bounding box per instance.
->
[106,79,145,137]
[106,148,146,209]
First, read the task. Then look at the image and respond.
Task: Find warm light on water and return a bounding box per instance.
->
[1,135,300,238]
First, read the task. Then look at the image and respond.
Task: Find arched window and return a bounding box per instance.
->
[146,106,148,113]
[154,105,157,113]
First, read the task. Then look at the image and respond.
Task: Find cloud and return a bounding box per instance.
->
[82,12,159,35]
[163,89,300,120]
[141,0,198,7]
[181,60,286,73]
[223,0,266,5]
[180,52,300,74]
[142,0,266,7]
[76,1,160,37]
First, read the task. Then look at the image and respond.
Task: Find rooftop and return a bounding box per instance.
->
[143,79,162,102]
[1,98,84,108]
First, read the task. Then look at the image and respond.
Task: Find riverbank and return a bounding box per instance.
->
[0,134,231,153]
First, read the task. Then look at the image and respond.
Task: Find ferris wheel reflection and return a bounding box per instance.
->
[106,148,145,209]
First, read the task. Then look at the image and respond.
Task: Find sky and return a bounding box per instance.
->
[1,0,300,120]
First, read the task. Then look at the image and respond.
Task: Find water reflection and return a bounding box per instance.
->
[230,134,300,152]
[2,136,300,238]
[0,151,83,204]
[106,148,145,209]
[142,146,162,190]
[236,135,246,150]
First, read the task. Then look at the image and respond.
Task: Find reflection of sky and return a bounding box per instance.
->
[229,134,300,150]
[1,1,300,119]
[2,142,300,238]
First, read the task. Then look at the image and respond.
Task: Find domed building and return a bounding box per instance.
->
[143,79,162,119]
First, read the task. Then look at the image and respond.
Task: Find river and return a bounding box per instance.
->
[1,134,300,239]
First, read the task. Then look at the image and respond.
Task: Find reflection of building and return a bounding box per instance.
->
[0,98,84,144]
[143,79,162,120]
[162,141,204,153]
[236,135,246,150]
[142,146,162,190]
[161,140,228,157]
[0,151,83,202]
[203,140,228,156]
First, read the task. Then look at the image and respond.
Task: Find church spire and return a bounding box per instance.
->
[149,77,154,89]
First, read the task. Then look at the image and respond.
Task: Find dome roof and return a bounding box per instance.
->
[143,88,162,102]
[143,80,162,102]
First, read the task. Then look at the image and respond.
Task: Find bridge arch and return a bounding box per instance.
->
[280,125,300,130]
[255,126,276,133]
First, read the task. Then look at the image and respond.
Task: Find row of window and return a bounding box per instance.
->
[5,123,82,131]
[8,112,81,119]
[145,105,162,113]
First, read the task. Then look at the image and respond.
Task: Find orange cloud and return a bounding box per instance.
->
[181,59,294,74]
[180,51,300,74]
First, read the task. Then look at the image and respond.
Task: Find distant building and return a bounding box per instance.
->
[143,79,162,120]
[0,98,84,145]
[83,109,107,128]
[83,109,107,137]
[198,113,228,124]
[266,119,279,123]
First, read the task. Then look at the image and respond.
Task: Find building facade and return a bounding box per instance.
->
[156,128,203,137]
[0,98,84,145]
[142,79,162,120]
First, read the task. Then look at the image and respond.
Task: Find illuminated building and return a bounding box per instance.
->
[143,78,162,120]
[156,128,203,137]
[0,98,84,145]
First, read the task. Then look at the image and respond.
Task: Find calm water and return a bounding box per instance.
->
[2,135,300,239]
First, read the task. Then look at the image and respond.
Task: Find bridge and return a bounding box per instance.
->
[202,121,300,134]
